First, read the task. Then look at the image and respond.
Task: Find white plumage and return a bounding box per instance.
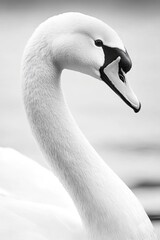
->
[0,12,157,240]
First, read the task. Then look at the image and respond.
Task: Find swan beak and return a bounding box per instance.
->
[100,57,141,113]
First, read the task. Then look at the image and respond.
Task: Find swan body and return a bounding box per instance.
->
[0,12,157,239]
[0,148,84,240]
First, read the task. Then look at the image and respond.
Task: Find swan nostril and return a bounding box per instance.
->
[119,69,126,83]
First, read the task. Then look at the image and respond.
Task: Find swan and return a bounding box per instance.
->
[0,12,157,240]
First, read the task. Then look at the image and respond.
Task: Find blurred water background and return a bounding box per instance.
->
[0,0,160,236]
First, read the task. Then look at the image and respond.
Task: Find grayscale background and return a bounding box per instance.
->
[0,0,160,236]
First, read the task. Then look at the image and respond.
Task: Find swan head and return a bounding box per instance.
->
[37,12,141,112]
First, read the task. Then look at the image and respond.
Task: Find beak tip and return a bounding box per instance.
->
[133,102,141,113]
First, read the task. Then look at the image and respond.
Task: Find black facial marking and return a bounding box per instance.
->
[101,45,132,74]
[98,43,132,87]
[97,42,139,112]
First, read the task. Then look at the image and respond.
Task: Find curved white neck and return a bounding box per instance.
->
[22,35,153,240]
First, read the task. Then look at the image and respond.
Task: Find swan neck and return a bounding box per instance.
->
[23,50,103,223]
[22,36,155,239]
[23,49,116,234]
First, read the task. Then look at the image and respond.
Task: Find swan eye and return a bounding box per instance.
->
[95,39,103,47]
